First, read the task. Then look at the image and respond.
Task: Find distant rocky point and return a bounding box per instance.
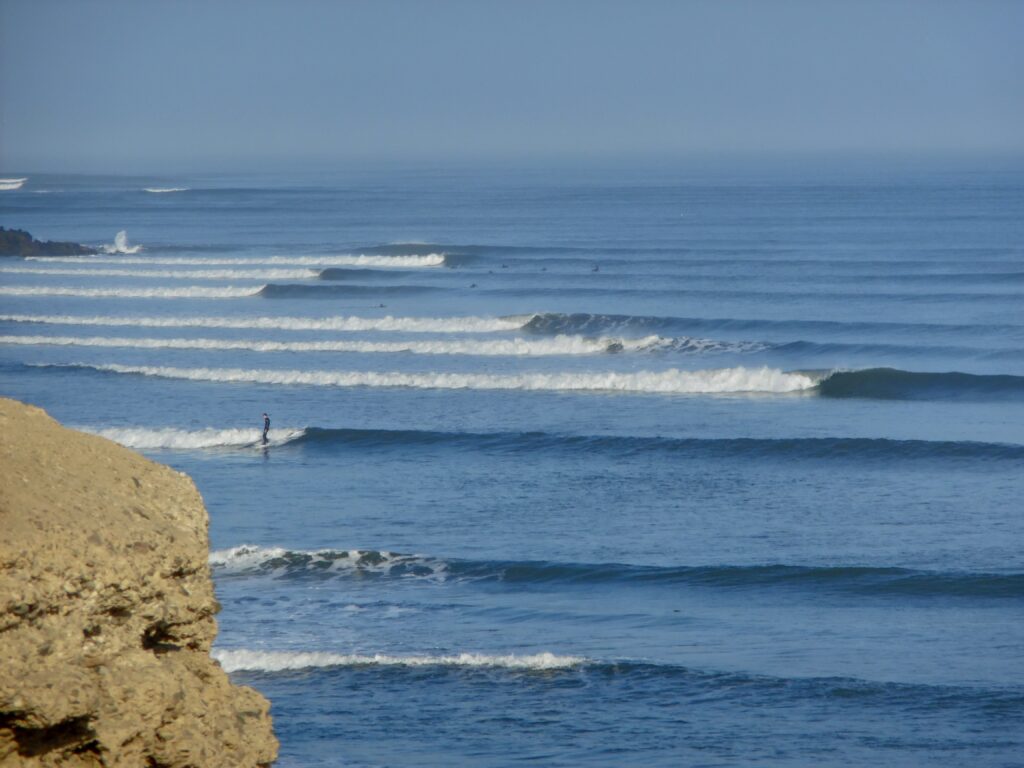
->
[0,398,278,766]
[0,227,97,256]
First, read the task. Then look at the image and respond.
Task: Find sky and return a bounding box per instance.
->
[1,0,1022,172]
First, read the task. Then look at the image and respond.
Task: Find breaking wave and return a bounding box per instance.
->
[0,286,260,298]
[258,283,439,298]
[85,426,303,450]
[212,648,586,673]
[101,230,142,254]
[0,177,27,191]
[64,425,1024,462]
[208,545,1024,598]
[209,545,448,580]
[0,266,318,280]
[27,253,447,268]
[211,644,1024,717]
[520,312,1016,339]
[0,333,750,357]
[0,313,526,333]
[41,362,1024,401]
[143,187,189,193]
[49,363,819,395]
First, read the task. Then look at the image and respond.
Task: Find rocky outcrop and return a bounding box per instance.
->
[0,399,278,767]
[0,228,97,257]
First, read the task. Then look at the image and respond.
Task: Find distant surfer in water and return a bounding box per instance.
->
[262,413,270,445]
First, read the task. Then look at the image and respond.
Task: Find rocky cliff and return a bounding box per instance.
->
[0,398,278,767]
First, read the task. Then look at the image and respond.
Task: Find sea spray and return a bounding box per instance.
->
[101,230,142,254]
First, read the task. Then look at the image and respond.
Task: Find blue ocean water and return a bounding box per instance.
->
[2,166,1023,767]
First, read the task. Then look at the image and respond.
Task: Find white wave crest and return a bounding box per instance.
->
[208,544,449,580]
[212,648,586,673]
[0,333,671,356]
[61,363,819,395]
[84,427,303,450]
[0,286,260,298]
[101,230,142,254]
[0,266,317,280]
[144,187,189,193]
[209,544,291,572]
[0,177,27,191]
[27,253,446,267]
[0,313,528,333]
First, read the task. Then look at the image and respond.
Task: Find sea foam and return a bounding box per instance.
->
[26,253,447,267]
[0,313,528,333]
[0,266,318,280]
[0,177,27,191]
[57,363,820,395]
[0,286,260,298]
[208,544,449,580]
[0,333,680,356]
[84,426,303,450]
[212,648,586,673]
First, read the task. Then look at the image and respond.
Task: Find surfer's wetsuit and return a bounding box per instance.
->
[262,415,270,444]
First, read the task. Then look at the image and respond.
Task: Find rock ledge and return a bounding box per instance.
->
[0,228,97,257]
[0,398,278,767]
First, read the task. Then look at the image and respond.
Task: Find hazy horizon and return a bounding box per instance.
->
[2,0,1022,173]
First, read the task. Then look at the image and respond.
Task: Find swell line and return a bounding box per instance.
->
[88,424,1024,461]
[0,266,319,280]
[40,363,819,395]
[0,286,261,298]
[0,313,527,333]
[37,362,1024,400]
[0,333,681,356]
[25,253,447,267]
[208,545,1024,598]
[213,649,585,673]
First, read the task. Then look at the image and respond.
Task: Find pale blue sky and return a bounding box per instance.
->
[1,0,1022,171]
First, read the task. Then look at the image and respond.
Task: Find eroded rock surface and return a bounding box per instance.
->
[0,398,278,766]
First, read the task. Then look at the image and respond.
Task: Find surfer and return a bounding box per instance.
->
[262,413,270,445]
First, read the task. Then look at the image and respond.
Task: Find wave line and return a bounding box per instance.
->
[0,266,318,280]
[25,253,447,267]
[0,286,261,298]
[213,648,585,673]
[0,313,527,332]
[47,363,819,395]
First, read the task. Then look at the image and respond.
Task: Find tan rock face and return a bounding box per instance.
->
[0,398,278,767]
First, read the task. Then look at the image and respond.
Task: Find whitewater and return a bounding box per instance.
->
[0,285,260,298]
[26,253,448,267]
[0,333,738,356]
[0,312,528,332]
[0,265,320,280]
[50,362,820,394]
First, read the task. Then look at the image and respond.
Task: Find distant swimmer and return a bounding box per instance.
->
[262,413,270,445]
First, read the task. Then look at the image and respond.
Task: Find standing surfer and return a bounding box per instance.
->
[262,413,270,445]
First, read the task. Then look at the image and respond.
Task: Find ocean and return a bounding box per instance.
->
[1,165,1022,767]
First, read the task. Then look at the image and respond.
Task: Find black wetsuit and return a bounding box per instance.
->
[262,416,270,444]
